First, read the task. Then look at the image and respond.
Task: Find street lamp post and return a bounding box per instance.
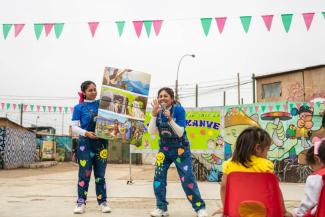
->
[175,54,195,101]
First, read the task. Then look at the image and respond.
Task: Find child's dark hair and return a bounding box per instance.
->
[306,140,325,165]
[232,127,272,168]
[81,81,96,93]
[157,87,179,105]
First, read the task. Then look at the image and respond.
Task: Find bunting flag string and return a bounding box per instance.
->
[200,11,322,36]
[0,102,74,113]
[1,11,325,39]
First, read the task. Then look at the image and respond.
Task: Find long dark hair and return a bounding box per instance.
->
[157,87,180,105]
[232,127,272,168]
[306,140,325,165]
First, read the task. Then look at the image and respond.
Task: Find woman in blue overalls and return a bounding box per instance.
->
[148,87,208,217]
[71,81,111,214]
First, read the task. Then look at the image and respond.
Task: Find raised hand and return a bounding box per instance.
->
[151,99,161,116]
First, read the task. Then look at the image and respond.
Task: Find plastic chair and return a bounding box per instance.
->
[223,172,284,217]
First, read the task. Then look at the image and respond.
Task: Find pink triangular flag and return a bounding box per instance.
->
[44,23,54,36]
[262,15,274,31]
[231,107,237,112]
[13,104,17,110]
[153,20,163,36]
[1,103,4,110]
[283,104,288,111]
[302,13,315,31]
[243,106,248,112]
[14,24,25,37]
[58,106,63,113]
[296,103,301,110]
[309,101,314,107]
[215,17,227,33]
[48,106,52,112]
[70,107,74,113]
[133,21,143,38]
[37,105,41,112]
[268,105,273,111]
[255,105,259,112]
[23,104,28,111]
[88,22,99,37]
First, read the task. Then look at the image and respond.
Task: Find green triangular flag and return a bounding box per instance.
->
[322,12,325,19]
[200,18,212,36]
[34,24,44,40]
[144,20,152,37]
[30,105,34,111]
[240,16,252,33]
[261,105,266,112]
[281,14,293,33]
[115,21,125,37]
[6,103,10,110]
[42,105,46,112]
[249,106,254,113]
[64,107,68,113]
[18,104,22,110]
[316,101,321,108]
[289,103,294,110]
[275,104,281,111]
[238,107,242,112]
[3,24,12,39]
[54,23,64,39]
[53,106,57,112]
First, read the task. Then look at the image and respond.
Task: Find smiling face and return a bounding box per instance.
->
[83,83,97,100]
[158,90,173,107]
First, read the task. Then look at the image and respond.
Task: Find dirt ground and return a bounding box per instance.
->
[0,162,181,181]
[0,162,302,217]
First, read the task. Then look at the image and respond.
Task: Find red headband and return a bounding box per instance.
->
[78,92,84,103]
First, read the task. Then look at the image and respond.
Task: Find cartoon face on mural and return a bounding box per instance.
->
[292,105,314,138]
[224,111,259,146]
[216,136,224,148]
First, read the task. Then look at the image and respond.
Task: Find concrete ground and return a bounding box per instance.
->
[0,162,304,217]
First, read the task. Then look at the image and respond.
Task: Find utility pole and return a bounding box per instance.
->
[237,73,240,105]
[241,98,244,105]
[223,91,226,106]
[175,80,178,101]
[61,111,64,135]
[252,73,256,103]
[20,103,23,126]
[195,84,198,108]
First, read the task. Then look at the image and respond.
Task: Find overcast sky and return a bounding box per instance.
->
[1,0,325,132]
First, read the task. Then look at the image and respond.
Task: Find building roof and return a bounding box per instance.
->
[0,117,34,132]
[254,64,325,79]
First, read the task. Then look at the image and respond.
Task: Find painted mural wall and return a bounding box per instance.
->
[135,101,325,182]
[222,101,324,182]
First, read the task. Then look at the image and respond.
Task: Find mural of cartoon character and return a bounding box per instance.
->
[291,105,314,143]
[224,110,259,160]
[216,136,224,149]
[263,105,316,161]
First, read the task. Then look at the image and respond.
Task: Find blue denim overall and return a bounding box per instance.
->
[76,103,108,205]
[153,106,206,212]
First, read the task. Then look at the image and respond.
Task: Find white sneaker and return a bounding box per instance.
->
[73,203,86,214]
[100,202,112,213]
[150,208,169,217]
[197,208,209,217]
